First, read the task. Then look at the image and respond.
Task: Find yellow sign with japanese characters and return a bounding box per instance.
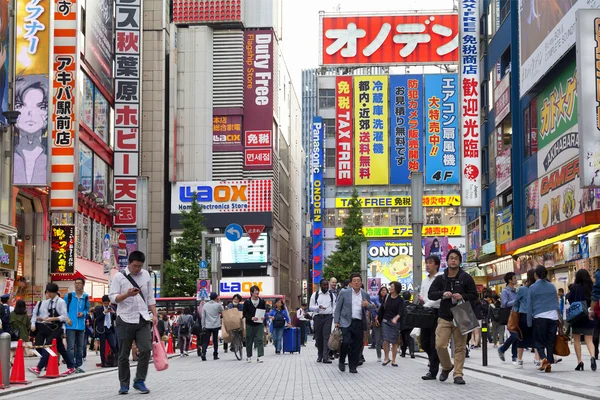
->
[336,195,461,208]
[335,225,462,238]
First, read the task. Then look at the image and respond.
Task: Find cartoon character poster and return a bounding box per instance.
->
[367,240,424,292]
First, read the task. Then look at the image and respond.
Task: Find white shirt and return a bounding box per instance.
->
[535,310,558,320]
[309,290,336,315]
[109,267,156,324]
[30,296,68,329]
[104,306,112,329]
[351,289,362,320]
[296,309,307,321]
[421,272,443,309]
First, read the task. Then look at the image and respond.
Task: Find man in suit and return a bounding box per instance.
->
[95,295,118,367]
[334,273,375,374]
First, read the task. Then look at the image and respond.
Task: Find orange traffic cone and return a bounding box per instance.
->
[9,340,29,384]
[166,334,175,354]
[42,339,61,379]
[190,335,196,350]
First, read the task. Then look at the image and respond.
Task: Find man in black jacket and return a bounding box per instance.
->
[94,295,118,367]
[428,249,477,385]
[243,286,266,363]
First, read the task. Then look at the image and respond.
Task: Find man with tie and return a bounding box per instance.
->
[95,295,118,367]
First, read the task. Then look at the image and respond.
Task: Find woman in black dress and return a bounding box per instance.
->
[567,269,597,371]
[377,281,404,367]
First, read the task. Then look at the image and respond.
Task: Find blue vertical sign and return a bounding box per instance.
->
[390,75,423,184]
[425,74,460,184]
[311,116,324,284]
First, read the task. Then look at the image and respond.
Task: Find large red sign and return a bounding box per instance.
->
[245,149,272,167]
[335,76,353,186]
[321,14,459,66]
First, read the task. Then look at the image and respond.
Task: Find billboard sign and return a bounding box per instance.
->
[424,74,459,184]
[171,180,272,214]
[538,130,579,176]
[335,195,461,208]
[354,76,389,185]
[335,76,353,186]
[213,115,243,151]
[459,0,481,207]
[50,225,75,274]
[337,225,462,238]
[218,233,268,264]
[85,0,114,92]
[496,206,513,245]
[311,117,324,285]
[496,147,512,195]
[389,74,423,184]
[320,14,459,66]
[219,277,275,296]
[494,73,510,126]
[539,157,581,228]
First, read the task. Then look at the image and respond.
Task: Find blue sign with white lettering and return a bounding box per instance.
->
[200,260,208,269]
[225,223,243,242]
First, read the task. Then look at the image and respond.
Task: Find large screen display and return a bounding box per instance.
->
[219,233,268,264]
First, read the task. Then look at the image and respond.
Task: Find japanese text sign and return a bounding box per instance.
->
[335,195,461,208]
[113,0,141,226]
[321,14,459,66]
[424,74,460,184]
[496,147,512,195]
[50,0,77,210]
[213,115,243,152]
[311,117,324,284]
[354,76,389,185]
[494,73,510,127]
[459,0,481,207]
[389,75,423,185]
[336,225,462,238]
[336,76,353,186]
[51,225,75,274]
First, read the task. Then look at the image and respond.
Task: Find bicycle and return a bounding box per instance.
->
[230,329,243,361]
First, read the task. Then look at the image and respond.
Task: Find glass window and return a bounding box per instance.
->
[337,209,348,226]
[81,75,94,128]
[81,215,91,260]
[94,87,109,143]
[392,208,407,225]
[93,155,108,200]
[326,148,335,170]
[426,208,442,225]
[373,208,387,226]
[530,98,538,154]
[325,209,335,227]
[79,144,93,191]
[362,209,373,226]
[323,118,335,138]
[318,89,335,109]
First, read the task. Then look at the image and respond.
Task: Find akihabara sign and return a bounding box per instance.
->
[113,0,141,226]
[459,0,481,207]
[320,13,459,66]
[171,180,272,214]
[335,76,353,186]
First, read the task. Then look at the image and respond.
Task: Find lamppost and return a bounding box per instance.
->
[148,266,158,298]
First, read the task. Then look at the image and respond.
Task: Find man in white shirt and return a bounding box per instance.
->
[420,255,442,381]
[109,251,156,395]
[296,304,309,346]
[309,280,335,363]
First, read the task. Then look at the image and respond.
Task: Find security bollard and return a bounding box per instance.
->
[481,319,488,367]
[0,332,11,386]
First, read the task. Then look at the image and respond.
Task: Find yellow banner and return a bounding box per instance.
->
[354,76,389,185]
[16,0,50,75]
[335,225,463,238]
[336,195,461,208]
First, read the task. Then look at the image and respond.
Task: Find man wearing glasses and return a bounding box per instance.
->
[66,277,90,373]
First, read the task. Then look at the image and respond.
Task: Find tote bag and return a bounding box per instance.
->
[450,301,479,335]
[152,324,169,371]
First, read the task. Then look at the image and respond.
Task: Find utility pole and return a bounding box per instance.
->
[411,172,424,301]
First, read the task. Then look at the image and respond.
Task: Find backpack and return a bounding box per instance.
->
[272,309,286,328]
[67,293,89,316]
[179,316,191,335]
[0,304,10,333]
[315,291,334,305]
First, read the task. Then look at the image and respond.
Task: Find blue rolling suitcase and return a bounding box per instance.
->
[282,327,301,354]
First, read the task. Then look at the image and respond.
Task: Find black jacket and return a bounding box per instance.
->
[243,298,267,326]
[94,305,116,333]
[428,267,478,321]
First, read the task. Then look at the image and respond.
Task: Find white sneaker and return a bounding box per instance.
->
[515,360,523,368]
[256,358,263,363]
[247,358,252,363]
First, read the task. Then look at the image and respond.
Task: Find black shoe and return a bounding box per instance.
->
[322,360,332,364]
[201,354,207,361]
[439,365,454,382]
[592,357,597,372]
[576,362,584,371]
[422,372,437,381]
[349,369,358,373]
[213,355,219,360]
[454,377,466,385]
[410,354,415,359]
[400,353,406,358]
[317,358,322,363]
[338,362,346,372]
[358,361,364,366]
[224,349,228,353]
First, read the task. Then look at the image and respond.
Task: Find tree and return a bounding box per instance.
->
[323,188,367,281]
[162,197,209,297]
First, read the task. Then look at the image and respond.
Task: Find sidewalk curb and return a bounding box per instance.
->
[415,354,600,400]
[0,353,182,397]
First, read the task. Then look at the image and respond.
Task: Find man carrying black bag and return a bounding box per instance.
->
[428,249,477,385]
[419,255,443,380]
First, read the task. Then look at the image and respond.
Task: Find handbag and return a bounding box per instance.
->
[554,314,570,357]
[404,303,437,329]
[506,310,522,340]
[566,301,588,324]
[450,301,479,335]
[328,328,343,351]
[152,324,169,371]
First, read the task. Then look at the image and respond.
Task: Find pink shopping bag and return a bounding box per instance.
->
[152,324,169,371]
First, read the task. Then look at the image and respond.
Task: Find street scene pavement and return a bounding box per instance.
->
[0,339,592,400]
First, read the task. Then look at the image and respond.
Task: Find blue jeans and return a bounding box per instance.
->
[272,327,284,352]
[67,329,85,368]
[499,330,519,360]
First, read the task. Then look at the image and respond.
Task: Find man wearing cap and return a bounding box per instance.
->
[201,292,224,361]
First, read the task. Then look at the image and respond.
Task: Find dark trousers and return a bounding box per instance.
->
[499,330,519,360]
[179,335,190,354]
[299,321,307,345]
[99,329,118,366]
[115,317,152,388]
[533,318,558,364]
[339,320,363,371]
[314,315,333,359]
[593,318,600,359]
[36,324,74,370]
[202,328,219,356]
[421,321,440,376]
[401,329,415,356]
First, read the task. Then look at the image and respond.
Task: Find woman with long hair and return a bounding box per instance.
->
[371,286,388,362]
[378,281,403,367]
[513,269,539,368]
[9,299,30,342]
[567,269,597,371]
[267,298,290,354]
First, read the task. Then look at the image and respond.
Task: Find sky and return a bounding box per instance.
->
[280,0,456,92]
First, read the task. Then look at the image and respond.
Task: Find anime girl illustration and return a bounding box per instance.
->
[13,74,49,185]
[0,1,8,122]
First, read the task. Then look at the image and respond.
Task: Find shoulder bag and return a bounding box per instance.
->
[566,286,588,324]
[554,311,570,357]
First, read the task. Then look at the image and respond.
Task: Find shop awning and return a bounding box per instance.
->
[501,210,600,256]
[51,258,119,284]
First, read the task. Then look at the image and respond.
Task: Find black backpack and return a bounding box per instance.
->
[179,316,191,335]
[272,309,286,328]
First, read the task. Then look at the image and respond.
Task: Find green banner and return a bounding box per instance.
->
[537,62,578,149]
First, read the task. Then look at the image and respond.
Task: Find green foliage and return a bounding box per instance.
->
[162,197,209,297]
[323,188,367,281]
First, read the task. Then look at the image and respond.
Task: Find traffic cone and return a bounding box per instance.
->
[189,335,196,350]
[166,334,175,354]
[41,339,61,379]
[9,340,29,384]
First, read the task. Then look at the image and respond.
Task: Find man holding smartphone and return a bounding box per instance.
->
[109,251,157,395]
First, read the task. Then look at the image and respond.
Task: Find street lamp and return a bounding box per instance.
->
[148,266,158,298]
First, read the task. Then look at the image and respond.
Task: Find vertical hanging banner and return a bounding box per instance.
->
[335,76,353,186]
[50,0,77,210]
[354,76,389,185]
[113,0,141,226]
[311,117,324,285]
[576,9,600,187]
[425,74,460,184]
[459,0,481,206]
[389,75,423,185]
